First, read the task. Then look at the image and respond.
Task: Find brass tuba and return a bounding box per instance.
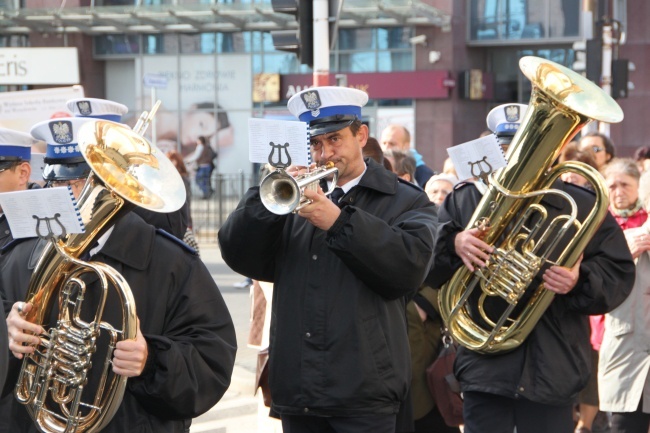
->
[15,116,186,433]
[439,56,624,354]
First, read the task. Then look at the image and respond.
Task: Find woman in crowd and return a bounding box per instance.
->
[599,168,650,433]
[424,173,459,207]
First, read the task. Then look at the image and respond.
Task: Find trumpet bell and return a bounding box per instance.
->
[259,164,339,215]
[260,170,301,215]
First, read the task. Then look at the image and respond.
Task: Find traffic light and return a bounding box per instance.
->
[572,39,602,84]
[585,39,602,84]
[270,0,314,68]
[611,59,630,99]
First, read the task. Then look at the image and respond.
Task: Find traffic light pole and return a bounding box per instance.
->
[313,0,330,86]
[599,21,613,136]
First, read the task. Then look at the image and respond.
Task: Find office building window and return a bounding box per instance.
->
[469,0,580,42]
[489,46,575,102]
[94,34,140,56]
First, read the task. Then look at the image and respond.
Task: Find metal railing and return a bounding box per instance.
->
[190,172,255,244]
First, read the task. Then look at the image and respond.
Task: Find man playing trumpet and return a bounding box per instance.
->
[219,86,438,433]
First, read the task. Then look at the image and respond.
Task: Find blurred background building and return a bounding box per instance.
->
[0,0,644,175]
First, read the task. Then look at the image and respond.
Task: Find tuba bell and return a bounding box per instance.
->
[260,162,339,215]
[438,56,624,354]
[15,115,186,433]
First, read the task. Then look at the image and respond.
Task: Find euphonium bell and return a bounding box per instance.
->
[438,56,624,354]
[260,162,339,215]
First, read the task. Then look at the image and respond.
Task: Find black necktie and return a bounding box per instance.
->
[330,187,345,205]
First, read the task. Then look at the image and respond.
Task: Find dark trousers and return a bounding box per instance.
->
[463,391,574,433]
[412,406,461,433]
[195,165,213,198]
[611,398,650,433]
[281,413,397,433]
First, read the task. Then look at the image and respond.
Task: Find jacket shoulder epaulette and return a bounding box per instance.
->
[397,177,424,192]
[453,180,476,191]
[1,237,35,255]
[155,228,198,255]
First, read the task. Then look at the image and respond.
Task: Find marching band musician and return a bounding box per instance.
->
[66,97,190,240]
[219,86,439,433]
[427,103,635,433]
[2,116,237,433]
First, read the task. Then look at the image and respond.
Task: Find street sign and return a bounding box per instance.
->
[143,73,168,89]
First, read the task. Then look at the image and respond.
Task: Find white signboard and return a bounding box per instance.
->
[0,48,80,85]
[136,54,253,173]
[0,85,85,133]
[143,73,168,89]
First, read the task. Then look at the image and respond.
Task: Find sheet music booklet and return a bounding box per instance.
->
[0,187,85,239]
[248,118,311,167]
[446,134,507,182]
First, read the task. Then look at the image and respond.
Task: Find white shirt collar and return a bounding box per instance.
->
[89,226,114,257]
[328,164,367,194]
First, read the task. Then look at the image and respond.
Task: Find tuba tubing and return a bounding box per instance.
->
[438,56,623,354]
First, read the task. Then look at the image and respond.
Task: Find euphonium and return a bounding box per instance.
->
[260,162,339,215]
[439,56,624,354]
[15,117,186,433]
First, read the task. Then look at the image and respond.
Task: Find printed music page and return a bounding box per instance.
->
[0,187,84,239]
[248,118,310,167]
[447,135,507,182]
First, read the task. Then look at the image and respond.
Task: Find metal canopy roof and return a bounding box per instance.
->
[0,1,451,35]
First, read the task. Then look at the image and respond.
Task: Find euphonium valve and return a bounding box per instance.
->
[260,162,339,215]
[438,56,624,354]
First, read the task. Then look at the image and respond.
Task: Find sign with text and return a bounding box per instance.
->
[0,48,80,85]
[280,71,452,100]
[0,85,85,132]
[143,73,168,89]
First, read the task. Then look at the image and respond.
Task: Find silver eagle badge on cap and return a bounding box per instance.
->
[504,105,520,122]
[301,90,321,117]
[76,100,92,116]
[50,121,73,144]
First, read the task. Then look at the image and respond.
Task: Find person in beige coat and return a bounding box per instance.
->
[598,170,650,432]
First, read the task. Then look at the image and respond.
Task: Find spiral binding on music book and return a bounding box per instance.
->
[67,185,85,233]
[306,124,312,166]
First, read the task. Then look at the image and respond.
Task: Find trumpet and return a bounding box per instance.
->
[260,162,339,215]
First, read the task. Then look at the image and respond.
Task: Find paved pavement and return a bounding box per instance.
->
[189,243,276,433]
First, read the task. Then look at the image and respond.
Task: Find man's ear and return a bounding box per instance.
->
[17,162,31,186]
[358,124,369,149]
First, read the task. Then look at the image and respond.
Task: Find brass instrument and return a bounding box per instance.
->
[260,162,339,215]
[439,56,624,354]
[15,115,186,433]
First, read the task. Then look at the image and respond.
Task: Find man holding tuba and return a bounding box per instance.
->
[219,86,438,433]
[428,102,635,433]
[2,115,237,433]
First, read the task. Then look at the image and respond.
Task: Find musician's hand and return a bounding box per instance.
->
[455,228,493,272]
[286,164,317,178]
[298,187,341,230]
[543,255,583,295]
[113,319,148,378]
[7,302,45,360]
[624,227,650,259]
